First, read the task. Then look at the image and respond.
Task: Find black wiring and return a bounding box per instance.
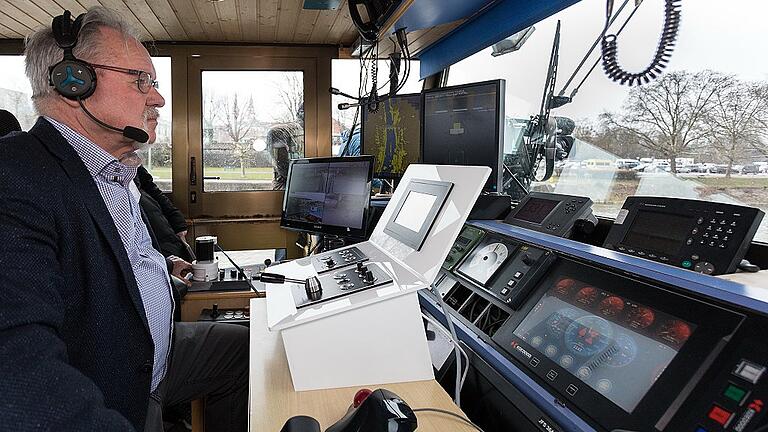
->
[600,0,681,86]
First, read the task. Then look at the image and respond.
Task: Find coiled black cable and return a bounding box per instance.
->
[600,0,681,86]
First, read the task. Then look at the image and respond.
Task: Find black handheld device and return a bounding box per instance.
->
[603,196,764,275]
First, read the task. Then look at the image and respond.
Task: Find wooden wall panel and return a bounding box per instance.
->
[167,0,209,41]
[275,0,302,44]
[191,0,225,40]
[145,0,188,40]
[124,0,172,40]
[214,0,242,41]
[258,0,279,43]
[239,0,259,41]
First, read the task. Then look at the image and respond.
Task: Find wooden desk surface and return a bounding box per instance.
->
[248,298,477,431]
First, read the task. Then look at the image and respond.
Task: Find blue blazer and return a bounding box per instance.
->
[0,118,159,431]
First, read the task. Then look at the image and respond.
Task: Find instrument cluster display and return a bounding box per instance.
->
[456,236,518,286]
[513,276,695,412]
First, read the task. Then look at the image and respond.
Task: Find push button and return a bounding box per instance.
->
[734,360,766,384]
[707,405,732,426]
[500,287,510,296]
[723,383,747,404]
[682,260,692,268]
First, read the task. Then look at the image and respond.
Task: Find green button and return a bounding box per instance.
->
[682,260,693,268]
[724,384,747,403]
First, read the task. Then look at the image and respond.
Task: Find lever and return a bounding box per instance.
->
[258,273,323,300]
[211,303,219,319]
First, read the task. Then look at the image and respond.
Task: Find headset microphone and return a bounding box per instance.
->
[77,99,149,143]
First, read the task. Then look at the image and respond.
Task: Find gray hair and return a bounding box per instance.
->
[24,7,142,114]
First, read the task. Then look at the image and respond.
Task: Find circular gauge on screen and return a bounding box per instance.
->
[457,241,510,285]
[605,333,638,368]
[658,319,692,346]
[599,296,625,318]
[554,278,577,298]
[575,286,598,306]
[546,308,580,336]
[626,306,655,329]
[565,315,614,357]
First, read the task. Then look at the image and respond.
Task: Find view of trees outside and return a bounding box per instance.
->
[201,70,304,192]
[448,0,768,242]
[0,55,174,191]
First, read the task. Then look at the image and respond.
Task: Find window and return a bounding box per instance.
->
[0,55,36,130]
[331,59,421,156]
[137,56,172,192]
[201,70,304,192]
[446,0,768,242]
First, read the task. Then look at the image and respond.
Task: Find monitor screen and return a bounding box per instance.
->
[422,80,505,192]
[361,93,422,178]
[514,197,559,224]
[621,211,694,256]
[281,156,373,237]
[513,276,695,413]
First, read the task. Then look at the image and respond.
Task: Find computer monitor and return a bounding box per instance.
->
[361,93,422,178]
[422,79,505,192]
[281,156,374,238]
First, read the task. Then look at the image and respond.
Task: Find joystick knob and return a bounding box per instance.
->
[364,270,375,284]
[522,254,535,266]
[211,303,219,320]
[356,262,365,273]
[230,269,237,278]
[326,258,335,268]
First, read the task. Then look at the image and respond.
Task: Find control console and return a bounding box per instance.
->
[293,262,393,308]
[603,196,764,275]
[504,192,597,238]
[312,246,368,273]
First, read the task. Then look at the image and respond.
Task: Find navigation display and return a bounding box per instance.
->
[513,276,695,412]
[514,197,559,224]
[622,210,694,256]
[361,93,421,178]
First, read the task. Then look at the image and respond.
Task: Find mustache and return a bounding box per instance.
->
[143,107,160,122]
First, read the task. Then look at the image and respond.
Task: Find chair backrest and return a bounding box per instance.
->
[0,109,22,136]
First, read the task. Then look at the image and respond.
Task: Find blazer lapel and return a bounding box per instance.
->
[30,118,151,334]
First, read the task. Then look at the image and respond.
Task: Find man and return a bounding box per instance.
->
[0,7,248,432]
[266,104,304,189]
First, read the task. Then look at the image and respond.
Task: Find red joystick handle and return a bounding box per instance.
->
[353,388,373,408]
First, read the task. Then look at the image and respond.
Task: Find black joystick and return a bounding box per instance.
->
[356,262,365,273]
[264,258,272,267]
[211,303,219,320]
[522,254,535,266]
[219,269,225,280]
[326,258,336,268]
[280,415,320,432]
[230,269,237,279]
[364,270,375,284]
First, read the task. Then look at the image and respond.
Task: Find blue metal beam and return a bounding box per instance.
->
[418,0,581,79]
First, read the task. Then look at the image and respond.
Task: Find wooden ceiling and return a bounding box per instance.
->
[0,0,362,46]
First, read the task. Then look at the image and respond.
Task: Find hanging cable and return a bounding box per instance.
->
[600,0,682,86]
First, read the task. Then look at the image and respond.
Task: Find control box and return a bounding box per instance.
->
[504,192,596,238]
[603,196,764,275]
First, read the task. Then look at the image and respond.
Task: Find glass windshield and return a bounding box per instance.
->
[446,0,768,242]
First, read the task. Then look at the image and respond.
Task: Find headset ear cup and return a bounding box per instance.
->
[49,59,96,100]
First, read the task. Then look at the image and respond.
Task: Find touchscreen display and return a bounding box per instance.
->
[622,211,693,256]
[514,197,560,224]
[394,191,438,232]
[513,276,695,412]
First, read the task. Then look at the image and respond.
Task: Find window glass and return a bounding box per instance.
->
[137,56,172,192]
[201,70,304,192]
[0,55,36,130]
[446,0,768,242]
[331,59,421,156]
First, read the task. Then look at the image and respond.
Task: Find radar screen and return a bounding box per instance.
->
[457,235,518,286]
[361,93,421,178]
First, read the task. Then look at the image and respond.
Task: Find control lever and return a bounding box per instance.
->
[280,415,320,432]
[211,303,219,320]
[258,272,323,301]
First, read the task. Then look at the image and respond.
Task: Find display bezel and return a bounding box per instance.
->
[280,155,374,238]
[383,178,454,251]
[491,257,744,431]
[421,79,505,192]
[360,92,422,179]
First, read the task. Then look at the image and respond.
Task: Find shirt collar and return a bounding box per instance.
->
[45,116,138,185]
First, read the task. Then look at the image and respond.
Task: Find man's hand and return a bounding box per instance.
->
[168,255,193,286]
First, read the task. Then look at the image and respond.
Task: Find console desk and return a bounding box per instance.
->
[247,298,477,431]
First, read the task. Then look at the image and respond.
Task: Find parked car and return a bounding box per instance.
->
[741,163,761,174]
[615,159,641,170]
[708,164,729,174]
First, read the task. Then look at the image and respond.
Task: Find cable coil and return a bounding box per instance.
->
[600,0,681,86]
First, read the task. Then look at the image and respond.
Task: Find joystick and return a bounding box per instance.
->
[326,388,417,432]
[211,303,219,320]
[364,270,375,284]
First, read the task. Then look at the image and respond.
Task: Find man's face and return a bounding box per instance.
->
[82,27,165,157]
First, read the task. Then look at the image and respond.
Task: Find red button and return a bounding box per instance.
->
[708,406,733,426]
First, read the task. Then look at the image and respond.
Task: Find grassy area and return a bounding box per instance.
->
[146,166,274,180]
[690,176,768,188]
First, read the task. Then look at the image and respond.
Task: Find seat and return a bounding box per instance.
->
[0,109,22,136]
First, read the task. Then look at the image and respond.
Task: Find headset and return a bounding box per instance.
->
[47,10,149,143]
[49,11,97,100]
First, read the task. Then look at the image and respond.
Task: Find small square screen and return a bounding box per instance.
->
[622,211,693,256]
[394,191,437,232]
[515,197,560,224]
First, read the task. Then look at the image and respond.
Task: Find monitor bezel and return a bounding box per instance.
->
[421,79,506,193]
[382,178,454,251]
[280,155,374,238]
[360,92,423,179]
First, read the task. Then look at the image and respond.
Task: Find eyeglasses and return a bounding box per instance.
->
[90,63,159,93]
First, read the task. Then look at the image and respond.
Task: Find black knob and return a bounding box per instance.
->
[522,254,535,266]
[211,303,219,319]
[238,271,244,280]
[219,269,225,280]
[357,262,365,273]
[264,258,272,267]
[326,258,335,267]
[364,270,375,283]
[230,269,237,278]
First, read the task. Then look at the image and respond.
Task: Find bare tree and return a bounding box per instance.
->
[221,93,257,177]
[705,79,768,177]
[276,74,304,123]
[605,70,727,173]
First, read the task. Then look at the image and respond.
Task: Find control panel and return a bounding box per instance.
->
[422,219,768,432]
[293,261,393,308]
[504,192,596,238]
[603,196,764,275]
[312,246,368,273]
[442,225,485,271]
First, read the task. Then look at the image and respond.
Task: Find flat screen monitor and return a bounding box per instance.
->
[281,156,373,238]
[422,79,505,192]
[361,93,422,178]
